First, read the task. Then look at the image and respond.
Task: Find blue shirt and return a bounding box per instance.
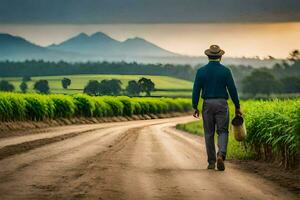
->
[192,61,240,109]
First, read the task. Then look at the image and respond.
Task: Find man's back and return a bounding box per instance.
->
[192,60,240,110]
[197,61,230,100]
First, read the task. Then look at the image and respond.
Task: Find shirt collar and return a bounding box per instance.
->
[209,59,221,62]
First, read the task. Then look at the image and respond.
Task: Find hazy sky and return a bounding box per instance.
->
[0,1,299,58]
[1,23,299,58]
[0,0,299,23]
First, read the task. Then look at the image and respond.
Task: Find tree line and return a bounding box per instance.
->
[0,60,195,81]
[0,50,299,98]
[240,50,300,96]
[0,77,156,97]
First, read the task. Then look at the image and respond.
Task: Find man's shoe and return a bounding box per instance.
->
[217,155,225,171]
[207,163,215,170]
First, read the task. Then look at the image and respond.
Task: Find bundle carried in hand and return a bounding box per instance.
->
[231,115,247,141]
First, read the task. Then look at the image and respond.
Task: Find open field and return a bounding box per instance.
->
[1,74,193,97]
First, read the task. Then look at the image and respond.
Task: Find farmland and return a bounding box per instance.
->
[1,74,193,97]
[0,93,299,199]
[0,92,192,121]
[177,98,300,169]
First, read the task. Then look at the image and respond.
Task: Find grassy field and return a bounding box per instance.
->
[2,74,193,97]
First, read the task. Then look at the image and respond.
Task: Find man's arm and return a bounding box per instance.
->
[192,70,201,111]
[226,69,241,112]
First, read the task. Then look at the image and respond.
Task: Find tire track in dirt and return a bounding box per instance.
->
[0,126,135,200]
[0,128,106,160]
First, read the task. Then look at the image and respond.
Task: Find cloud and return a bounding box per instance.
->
[0,0,299,24]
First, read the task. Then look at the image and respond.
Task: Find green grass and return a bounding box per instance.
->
[176,120,253,160]
[176,121,204,136]
[2,74,193,97]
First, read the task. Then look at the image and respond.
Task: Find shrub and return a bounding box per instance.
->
[73,94,95,117]
[132,98,150,114]
[34,80,50,94]
[50,94,75,118]
[0,80,14,92]
[93,97,113,117]
[0,93,13,121]
[6,93,27,121]
[24,94,54,120]
[20,82,28,93]
[61,78,71,89]
[100,97,124,116]
[117,96,134,116]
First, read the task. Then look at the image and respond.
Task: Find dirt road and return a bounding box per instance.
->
[0,116,298,200]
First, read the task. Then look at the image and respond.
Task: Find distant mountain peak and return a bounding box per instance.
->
[91,32,109,38]
[90,32,117,43]
[124,37,146,43]
[0,33,42,48]
[77,32,89,38]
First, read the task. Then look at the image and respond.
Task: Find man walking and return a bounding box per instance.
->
[192,45,242,171]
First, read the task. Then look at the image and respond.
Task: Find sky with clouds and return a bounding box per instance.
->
[0,0,299,24]
[0,0,299,58]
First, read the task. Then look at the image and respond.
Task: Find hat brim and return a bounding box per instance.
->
[205,49,225,56]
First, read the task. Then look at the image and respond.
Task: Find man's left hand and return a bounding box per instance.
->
[193,109,200,118]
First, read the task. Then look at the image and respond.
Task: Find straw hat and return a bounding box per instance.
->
[205,45,225,56]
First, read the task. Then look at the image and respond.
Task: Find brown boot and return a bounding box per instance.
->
[207,163,215,170]
[217,155,225,171]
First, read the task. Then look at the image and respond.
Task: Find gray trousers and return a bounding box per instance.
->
[202,99,229,164]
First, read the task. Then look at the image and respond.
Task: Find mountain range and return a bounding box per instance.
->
[0,32,178,62]
[0,32,280,67]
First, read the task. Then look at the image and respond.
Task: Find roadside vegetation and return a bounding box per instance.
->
[177,98,300,169]
[176,120,253,160]
[0,92,192,122]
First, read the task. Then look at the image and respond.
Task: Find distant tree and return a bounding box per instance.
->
[0,80,15,92]
[83,79,122,96]
[22,76,31,82]
[242,70,280,96]
[34,80,50,94]
[83,80,100,96]
[126,80,141,96]
[20,82,28,93]
[99,79,122,96]
[61,77,71,89]
[138,77,155,96]
[288,49,300,62]
[280,76,300,93]
[108,79,122,95]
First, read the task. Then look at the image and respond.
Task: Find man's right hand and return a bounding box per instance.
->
[235,108,243,116]
[193,109,200,118]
